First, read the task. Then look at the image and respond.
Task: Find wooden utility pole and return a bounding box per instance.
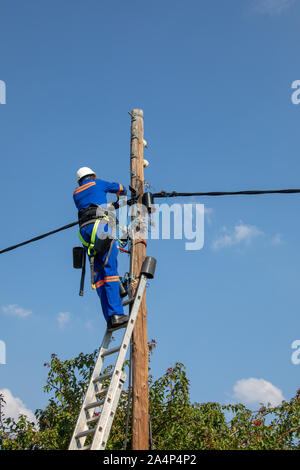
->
[129,109,148,450]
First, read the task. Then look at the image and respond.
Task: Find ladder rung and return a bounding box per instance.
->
[107,323,127,332]
[95,388,109,398]
[79,445,91,451]
[101,346,121,357]
[76,428,95,439]
[86,415,100,426]
[85,400,105,411]
[122,297,135,307]
[93,372,113,384]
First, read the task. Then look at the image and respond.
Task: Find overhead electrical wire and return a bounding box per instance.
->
[0,221,78,255]
[152,188,300,198]
[1,187,300,254]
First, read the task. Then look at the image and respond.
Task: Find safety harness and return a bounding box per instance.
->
[78,205,116,289]
[76,188,140,292]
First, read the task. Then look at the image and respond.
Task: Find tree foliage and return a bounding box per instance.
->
[0,345,299,450]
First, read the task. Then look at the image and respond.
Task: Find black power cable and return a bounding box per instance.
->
[1,187,300,255]
[153,188,300,198]
[0,221,78,255]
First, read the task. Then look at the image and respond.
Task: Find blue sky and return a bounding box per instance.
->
[0,0,300,420]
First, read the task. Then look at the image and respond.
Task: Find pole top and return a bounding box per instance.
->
[131,109,143,118]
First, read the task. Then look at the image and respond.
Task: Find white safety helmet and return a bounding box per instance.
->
[76,167,96,183]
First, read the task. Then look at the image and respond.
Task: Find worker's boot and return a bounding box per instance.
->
[107,314,129,330]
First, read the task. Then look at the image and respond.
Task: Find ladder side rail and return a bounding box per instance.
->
[69,330,113,449]
[93,371,127,450]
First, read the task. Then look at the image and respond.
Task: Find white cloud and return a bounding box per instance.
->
[252,0,295,15]
[233,378,285,407]
[57,311,70,329]
[0,388,36,423]
[2,304,32,318]
[270,233,283,246]
[212,222,263,250]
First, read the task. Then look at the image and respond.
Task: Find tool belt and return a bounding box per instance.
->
[78,204,116,230]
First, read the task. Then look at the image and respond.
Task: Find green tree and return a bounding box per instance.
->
[0,345,299,450]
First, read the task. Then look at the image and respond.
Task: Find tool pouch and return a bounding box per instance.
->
[119,279,128,298]
[94,235,113,255]
[73,246,85,269]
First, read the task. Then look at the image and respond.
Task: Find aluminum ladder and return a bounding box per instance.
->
[68,256,156,451]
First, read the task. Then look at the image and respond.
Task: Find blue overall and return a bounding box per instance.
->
[73,177,127,323]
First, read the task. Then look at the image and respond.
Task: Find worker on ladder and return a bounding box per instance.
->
[73,167,128,330]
